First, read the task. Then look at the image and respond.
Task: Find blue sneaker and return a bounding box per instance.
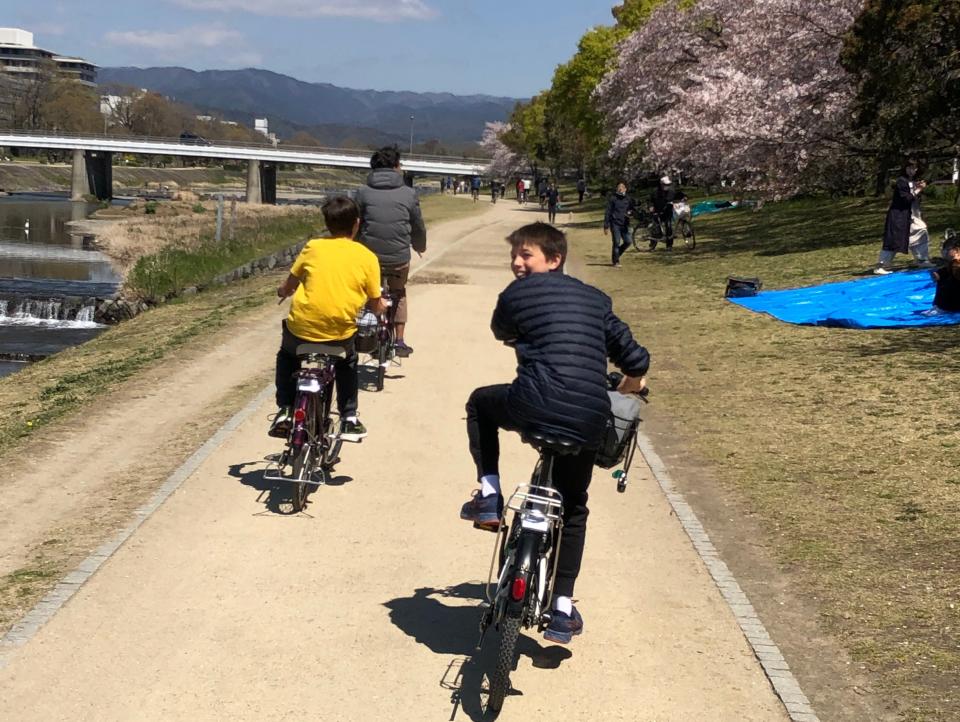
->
[544,606,584,644]
[459,491,502,531]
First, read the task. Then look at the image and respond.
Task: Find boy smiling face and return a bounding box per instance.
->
[510,242,562,278]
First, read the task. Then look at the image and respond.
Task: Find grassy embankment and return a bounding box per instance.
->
[0,193,485,630]
[567,192,960,721]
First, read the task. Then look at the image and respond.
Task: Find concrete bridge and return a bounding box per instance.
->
[0,131,491,204]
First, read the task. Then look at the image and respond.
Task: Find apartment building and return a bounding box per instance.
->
[0,28,96,86]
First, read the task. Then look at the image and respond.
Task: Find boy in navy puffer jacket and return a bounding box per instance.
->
[460,222,649,644]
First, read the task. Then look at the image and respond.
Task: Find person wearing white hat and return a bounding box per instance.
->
[649,175,678,250]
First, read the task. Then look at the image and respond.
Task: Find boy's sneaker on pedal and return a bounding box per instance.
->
[268,406,292,438]
[340,418,368,442]
[544,606,584,644]
[459,490,503,530]
[394,340,414,357]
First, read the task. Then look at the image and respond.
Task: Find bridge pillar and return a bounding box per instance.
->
[84,151,113,201]
[70,149,87,201]
[260,162,277,205]
[246,159,261,204]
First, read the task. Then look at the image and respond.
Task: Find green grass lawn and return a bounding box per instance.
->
[567,193,960,721]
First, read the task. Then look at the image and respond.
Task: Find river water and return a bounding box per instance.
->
[0,193,121,378]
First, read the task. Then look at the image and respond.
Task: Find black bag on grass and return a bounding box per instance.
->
[724,276,762,298]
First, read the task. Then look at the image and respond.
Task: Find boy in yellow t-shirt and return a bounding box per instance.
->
[270,196,386,441]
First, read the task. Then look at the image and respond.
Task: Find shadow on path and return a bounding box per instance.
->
[228,459,352,516]
[384,583,572,721]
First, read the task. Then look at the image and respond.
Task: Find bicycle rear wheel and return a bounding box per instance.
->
[290,442,313,512]
[631,225,646,251]
[488,614,520,713]
[679,219,696,250]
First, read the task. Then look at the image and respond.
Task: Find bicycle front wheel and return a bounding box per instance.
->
[631,225,646,251]
[488,614,521,713]
[679,219,696,250]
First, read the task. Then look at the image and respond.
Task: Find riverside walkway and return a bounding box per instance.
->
[0,202,795,721]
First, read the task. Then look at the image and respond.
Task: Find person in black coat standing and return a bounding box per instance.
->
[649,175,677,250]
[875,158,932,274]
[603,182,636,267]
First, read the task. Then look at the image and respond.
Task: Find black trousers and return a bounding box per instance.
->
[275,321,359,417]
[650,208,674,249]
[466,384,596,598]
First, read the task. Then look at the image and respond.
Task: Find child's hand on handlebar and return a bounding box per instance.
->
[617,375,647,396]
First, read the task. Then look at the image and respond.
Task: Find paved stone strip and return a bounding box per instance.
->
[0,385,275,670]
[634,430,820,722]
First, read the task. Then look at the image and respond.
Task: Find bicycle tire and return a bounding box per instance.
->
[321,387,342,467]
[375,341,388,391]
[290,442,312,512]
[631,225,646,252]
[679,219,696,250]
[488,613,521,713]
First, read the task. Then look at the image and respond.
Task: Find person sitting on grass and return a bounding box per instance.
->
[932,244,960,313]
[270,196,386,441]
[458,222,649,645]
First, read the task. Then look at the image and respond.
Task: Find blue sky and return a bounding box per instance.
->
[7,1,619,98]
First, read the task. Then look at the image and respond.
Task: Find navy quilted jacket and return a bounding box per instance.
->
[491,272,650,447]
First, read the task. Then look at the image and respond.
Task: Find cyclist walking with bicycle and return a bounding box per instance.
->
[649,175,678,251]
[270,196,386,441]
[357,146,427,357]
[459,222,649,644]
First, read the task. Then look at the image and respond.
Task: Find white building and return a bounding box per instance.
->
[0,28,96,86]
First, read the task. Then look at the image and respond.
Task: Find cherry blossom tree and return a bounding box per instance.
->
[479,121,524,178]
[597,0,864,195]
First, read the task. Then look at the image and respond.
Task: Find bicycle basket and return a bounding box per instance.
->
[355,311,379,354]
[595,391,642,469]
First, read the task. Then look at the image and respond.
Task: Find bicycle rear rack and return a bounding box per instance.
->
[484,484,564,606]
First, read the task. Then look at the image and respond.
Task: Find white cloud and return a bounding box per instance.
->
[169,0,437,22]
[105,26,242,52]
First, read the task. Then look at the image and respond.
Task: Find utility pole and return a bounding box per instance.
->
[409,115,415,155]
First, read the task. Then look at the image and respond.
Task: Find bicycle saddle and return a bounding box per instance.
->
[523,431,582,456]
[295,342,348,360]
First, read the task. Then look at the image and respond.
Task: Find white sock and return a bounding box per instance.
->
[480,474,501,498]
[346,416,358,424]
[553,595,573,616]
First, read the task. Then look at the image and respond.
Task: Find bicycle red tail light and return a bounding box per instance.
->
[510,577,526,601]
[293,408,306,422]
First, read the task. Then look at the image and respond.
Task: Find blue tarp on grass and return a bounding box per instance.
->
[728,270,960,329]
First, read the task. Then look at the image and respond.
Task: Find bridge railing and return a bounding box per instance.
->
[0,128,490,167]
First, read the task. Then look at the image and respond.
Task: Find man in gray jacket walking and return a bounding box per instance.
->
[356,146,427,356]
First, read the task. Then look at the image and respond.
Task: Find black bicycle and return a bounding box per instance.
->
[264,345,345,512]
[632,201,696,251]
[372,269,407,392]
[477,380,648,712]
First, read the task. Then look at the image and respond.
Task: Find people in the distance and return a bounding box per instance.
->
[876,158,933,274]
[356,145,426,357]
[471,175,482,201]
[649,175,677,251]
[603,181,636,267]
[577,177,587,204]
[931,242,960,312]
[546,182,561,224]
[459,222,649,644]
[271,197,386,441]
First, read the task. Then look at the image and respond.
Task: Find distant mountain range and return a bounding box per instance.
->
[98,67,520,148]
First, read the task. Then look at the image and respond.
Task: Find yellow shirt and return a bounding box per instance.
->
[286,237,381,342]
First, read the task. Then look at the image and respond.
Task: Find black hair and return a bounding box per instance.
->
[322,195,359,237]
[371,145,401,170]
[506,222,567,269]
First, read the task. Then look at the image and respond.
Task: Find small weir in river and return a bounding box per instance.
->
[0,193,120,378]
